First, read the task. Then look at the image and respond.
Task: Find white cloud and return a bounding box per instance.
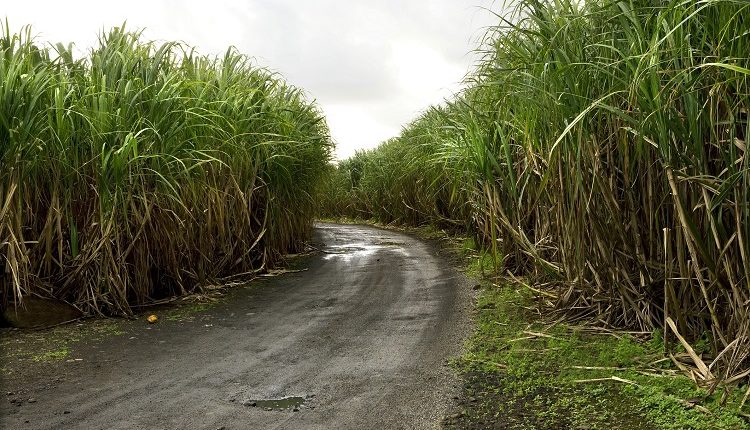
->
[3,0,499,160]
[324,104,401,160]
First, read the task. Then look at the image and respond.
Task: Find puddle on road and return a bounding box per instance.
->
[244,396,306,411]
[321,241,409,262]
[321,243,380,262]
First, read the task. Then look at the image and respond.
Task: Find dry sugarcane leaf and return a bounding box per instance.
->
[522,330,561,340]
[260,268,308,277]
[666,317,713,381]
[571,366,630,371]
[671,353,698,384]
[709,337,740,371]
[739,383,750,412]
[725,368,750,385]
[573,376,638,385]
[676,397,712,415]
[734,137,746,152]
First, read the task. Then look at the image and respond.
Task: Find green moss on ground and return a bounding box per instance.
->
[164,302,216,322]
[447,278,749,430]
[32,347,71,362]
[1,319,125,375]
[1,296,220,377]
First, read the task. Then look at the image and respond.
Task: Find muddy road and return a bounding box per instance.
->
[1,223,472,429]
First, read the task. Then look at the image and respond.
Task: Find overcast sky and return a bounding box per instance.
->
[3,1,498,160]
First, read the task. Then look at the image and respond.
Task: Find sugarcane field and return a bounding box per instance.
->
[1,1,750,429]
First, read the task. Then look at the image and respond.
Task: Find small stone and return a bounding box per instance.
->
[63,410,71,414]
[265,407,272,411]
[293,407,300,412]
[469,396,477,402]
[6,392,14,396]
[216,427,226,430]
[27,398,36,403]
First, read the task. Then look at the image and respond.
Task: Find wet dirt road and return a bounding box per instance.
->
[1,223,471,429]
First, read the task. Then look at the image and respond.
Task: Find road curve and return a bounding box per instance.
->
[1,223,471,429]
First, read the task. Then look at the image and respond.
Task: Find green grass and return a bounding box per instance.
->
[466,251,502,279]
[164,302,215,322]
[32,347,70,362]
[458,282,749,429]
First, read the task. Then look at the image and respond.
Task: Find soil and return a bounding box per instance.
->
[3,296,83,329]
[0,223,473,429]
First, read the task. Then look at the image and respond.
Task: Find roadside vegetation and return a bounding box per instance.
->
[0,24,332,316]
[321,0,750,425]
[450,276,749,429]
[453,238,748,430]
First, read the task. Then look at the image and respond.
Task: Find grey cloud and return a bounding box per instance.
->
[226,0,495,104]
[232,1,402,103]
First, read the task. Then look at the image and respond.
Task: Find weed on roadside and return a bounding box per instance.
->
[32,347,70,363]
[446,284,749,430]
[0,319,125,375]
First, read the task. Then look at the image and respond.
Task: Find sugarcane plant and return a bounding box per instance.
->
[0,23,333,316]
[321,0,750,385]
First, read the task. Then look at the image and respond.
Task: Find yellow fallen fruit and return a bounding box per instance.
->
[146,314,158,324]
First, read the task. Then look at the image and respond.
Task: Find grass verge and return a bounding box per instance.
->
[444,244,750,430]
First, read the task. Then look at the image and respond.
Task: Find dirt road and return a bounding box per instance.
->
[1,223,471,429]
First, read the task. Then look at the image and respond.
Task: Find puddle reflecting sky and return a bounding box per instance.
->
[322,242,409,262]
